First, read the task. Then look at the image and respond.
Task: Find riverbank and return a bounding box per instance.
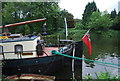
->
[45,29,118,43]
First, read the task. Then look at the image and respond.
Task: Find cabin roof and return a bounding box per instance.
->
[10,34,22,37]
[0,35,40,43]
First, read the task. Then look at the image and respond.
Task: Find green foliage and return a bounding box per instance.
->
[46,28,86,42]
[66,13,75,28]
[2,1,119,36]
[24,24,30,34]
[84,74,93,80]
[75,19,85,30]
[95,71,120,80]
[84,71,120,80]
[111,12,120,30]
[110,9,117,19]
[2,2,15,24]
[87,11,112,31]
[100,29,118,38]
[82,1,119,31]
[2,2,70,35]
[69,29,87,41]
[95,72,110,79]
[82,1,98,26]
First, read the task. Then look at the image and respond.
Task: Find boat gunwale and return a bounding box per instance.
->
[2,46,73,61]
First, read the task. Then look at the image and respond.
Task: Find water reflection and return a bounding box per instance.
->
[82,55,119,78]
[83,31,119,79]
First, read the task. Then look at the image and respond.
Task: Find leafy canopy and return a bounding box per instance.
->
[87,11,112,30]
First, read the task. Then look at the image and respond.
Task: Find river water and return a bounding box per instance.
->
[82,31,119,79]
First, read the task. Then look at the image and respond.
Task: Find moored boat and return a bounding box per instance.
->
[2,46,73,76]
[1,33,74,76]
[0,18,83,77]
[0,18,75,77]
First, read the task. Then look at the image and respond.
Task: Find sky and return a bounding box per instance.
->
[59,0,120,19]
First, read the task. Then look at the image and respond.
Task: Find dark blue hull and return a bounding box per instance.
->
[2,55,65,76]
[64,41,83,66]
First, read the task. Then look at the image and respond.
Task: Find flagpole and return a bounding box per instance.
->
[82,29,91,39]
[64,18,68,40]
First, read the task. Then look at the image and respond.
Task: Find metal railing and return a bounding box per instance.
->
[0,50,49,60]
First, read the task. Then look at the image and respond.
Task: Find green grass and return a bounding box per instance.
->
[83,71,120,80]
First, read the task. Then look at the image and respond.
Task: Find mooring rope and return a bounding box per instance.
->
[51,50,120,69]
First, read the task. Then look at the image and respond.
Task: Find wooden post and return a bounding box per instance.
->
[72,44,75,81]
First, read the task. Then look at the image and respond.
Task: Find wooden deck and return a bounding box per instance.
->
[39,47,59,57]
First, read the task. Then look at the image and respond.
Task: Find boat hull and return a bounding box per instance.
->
[64,41,83,66]
[2,41,83,76]
[2,55,64,76]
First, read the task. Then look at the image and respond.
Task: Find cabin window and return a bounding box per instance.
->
[15,44,23,54]
[0,45,3,54]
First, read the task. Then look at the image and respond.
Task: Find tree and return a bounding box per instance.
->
[110,9,117,19]
[74,19,84,30]
[2,2,66,34]
[87,11,112,31]
[111,12,120,30]
[82,1,97,27]
[66,13,75,28]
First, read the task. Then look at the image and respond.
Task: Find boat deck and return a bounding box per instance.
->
[39,47,59,57]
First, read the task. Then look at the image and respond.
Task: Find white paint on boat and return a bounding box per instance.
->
[0,36,41,59]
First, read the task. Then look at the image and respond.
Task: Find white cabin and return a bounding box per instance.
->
[0,35,43,59]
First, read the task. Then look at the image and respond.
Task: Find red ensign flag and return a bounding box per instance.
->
[82,31,92,56]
